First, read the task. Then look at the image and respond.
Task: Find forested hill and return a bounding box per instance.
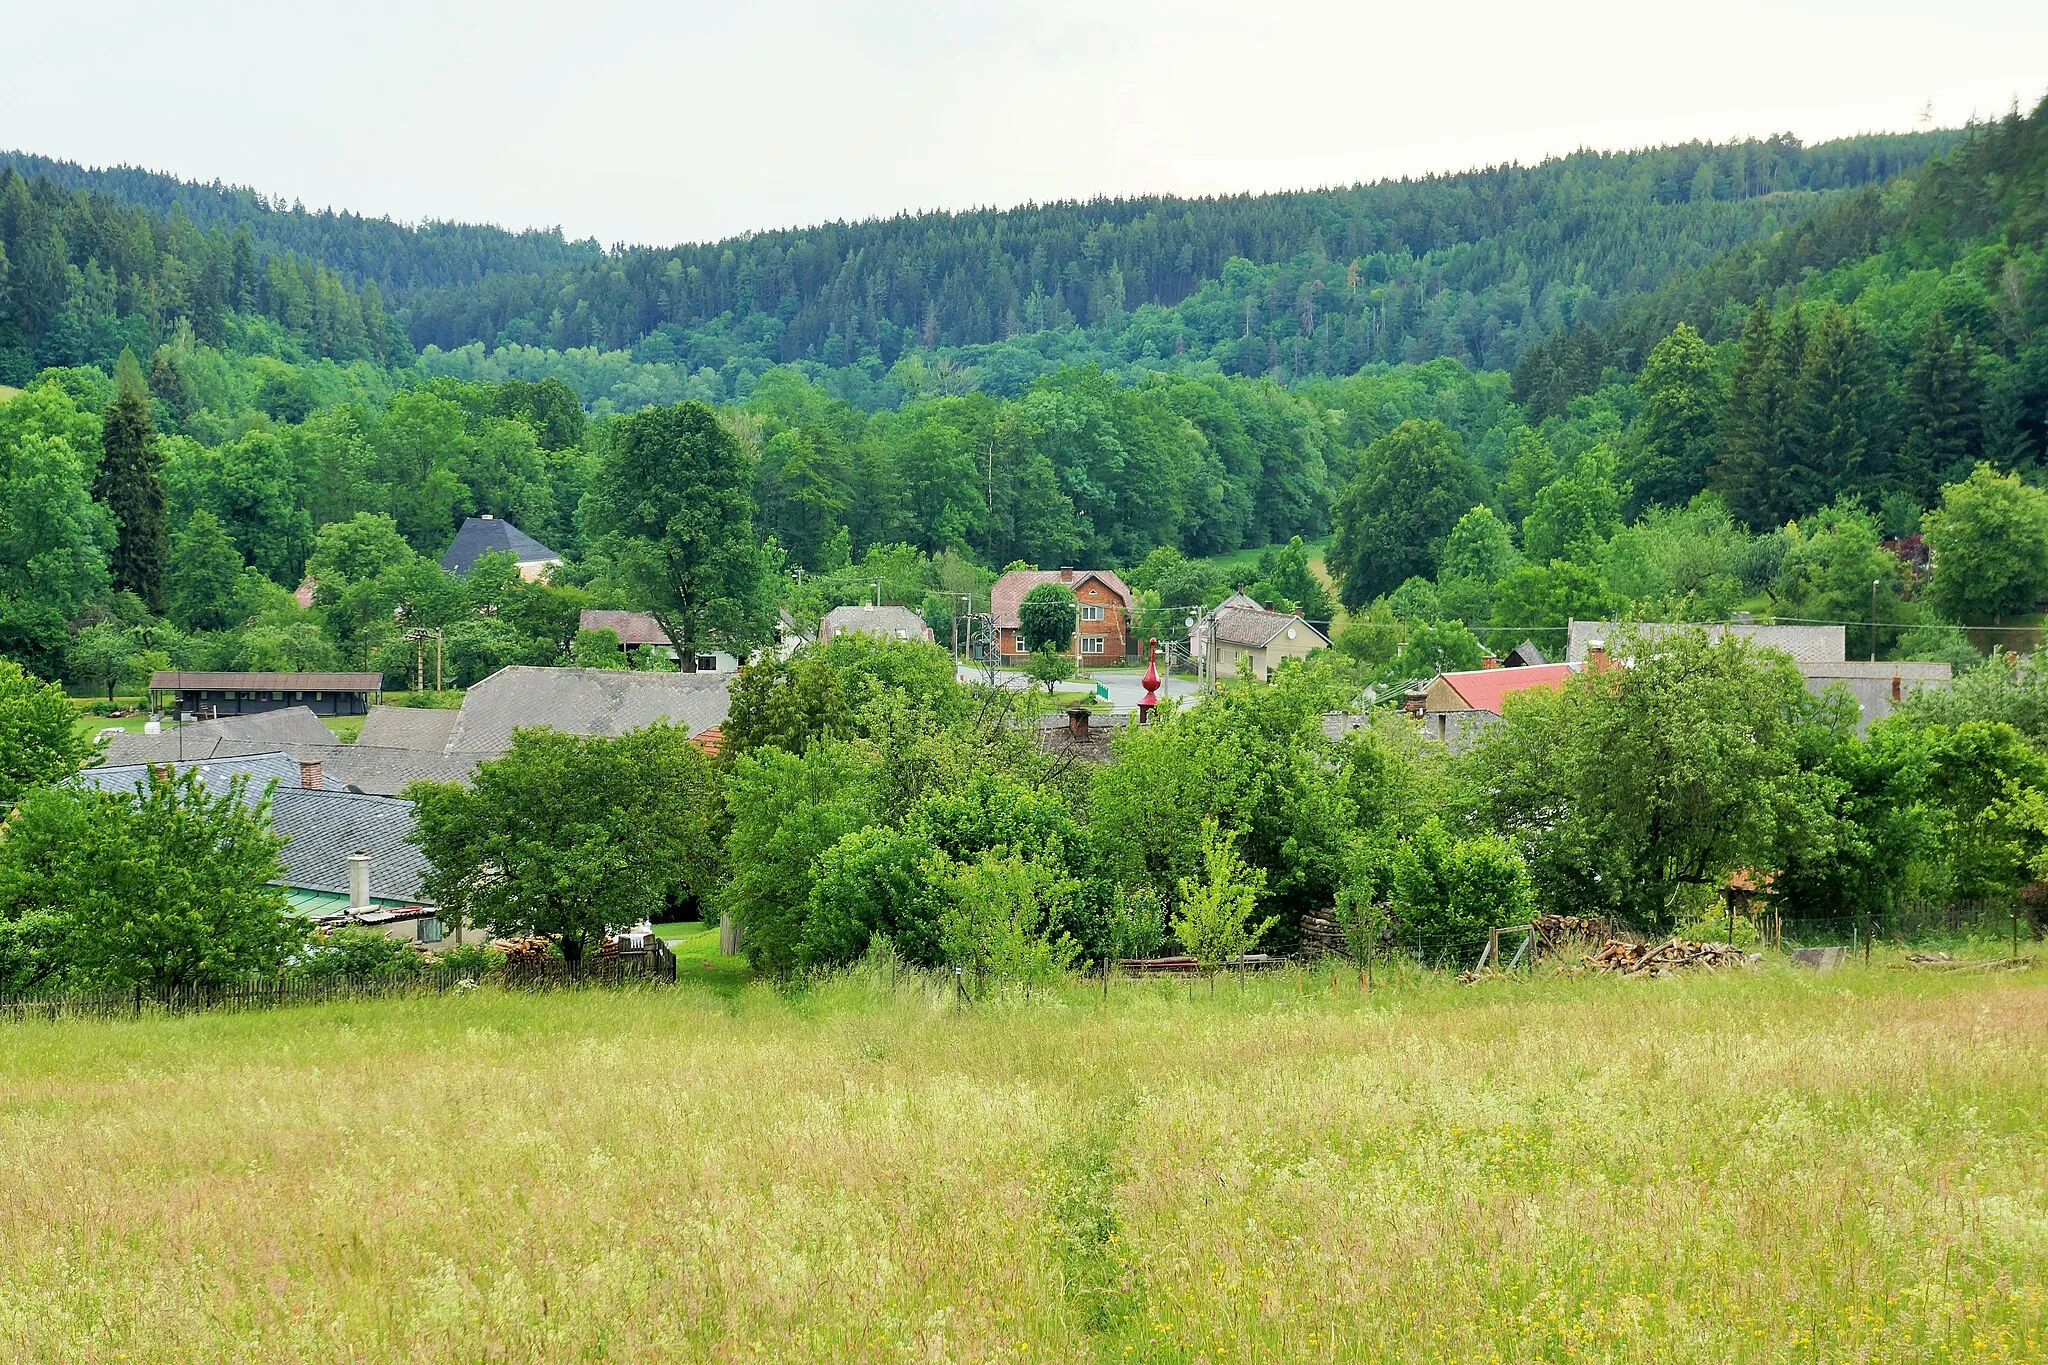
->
[3,129,1954,407]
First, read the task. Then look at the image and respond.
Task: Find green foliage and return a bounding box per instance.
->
[1472,628,1839,927]
[797,826,947,970]
[0,770,298,994]
[1626,323,1721,514]
[1169,819,1275,975]
[95,351,167,612]
[165,508,246,632]
[592,401,772,669]
[719,740,877,976]
[1772,500,1913,659]
[0,660,94,801]
[1026,642,1076,694]
[1018,582,1077,654]
[409,724,720,963]
[1330,420,1483,609]
[1388,817,1533,948]
[938,850,1081,990]
[1923,464,2048,624]
[297,927,427,980]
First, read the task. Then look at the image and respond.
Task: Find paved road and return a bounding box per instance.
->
[961,666,1201,710]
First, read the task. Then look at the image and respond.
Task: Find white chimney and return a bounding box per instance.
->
[347,852,371,911]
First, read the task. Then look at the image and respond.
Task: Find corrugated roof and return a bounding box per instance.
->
[1433,663,1578,715]
[71,755,431,904]
[101,707,338,764]
[1565,620,1846,665]
[439,516,559,574]
[989,569,1132,629]
[819,604,932,642]
[578,609,672,647]
[148,671,382,692]
[444,666,730,753]
[355,705,462,752]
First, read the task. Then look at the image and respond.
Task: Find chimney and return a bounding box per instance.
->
[300,760,322,791]
[149,763,172,784]
[347,852,371,912]
[1058,567,1074,582]
[480,513,494,520]
[1891,669,1902,704]
[1067,706,1091,741]
[1586,640,1609,673]
[1480,654,1502,670]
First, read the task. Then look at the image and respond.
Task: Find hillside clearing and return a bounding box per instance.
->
[0,959,2042,1360]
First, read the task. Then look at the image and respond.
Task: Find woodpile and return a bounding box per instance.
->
[1298,912,1350,958]
[490,935,552,967]
[1531,914,1628,955]
[1577,937,1755,977]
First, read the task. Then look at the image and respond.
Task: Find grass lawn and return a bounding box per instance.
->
[322,714,365,743]
[0,952,2042,1358]
[652,920,753,994]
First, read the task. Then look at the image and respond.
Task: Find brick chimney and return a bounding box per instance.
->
[1891,670,1902,704]
[1480,654,1502,670]
[1058,567,1074,582]
[148,763,172,784]
[1586,640,1609,673]
[1067,706,1091,740]
[300,760,322,791]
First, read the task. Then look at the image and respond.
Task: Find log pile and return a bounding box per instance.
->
[1531,914,1628,955]
[1298,912,1350,958]
[1578,937,1755,976]
[490,935,552,966]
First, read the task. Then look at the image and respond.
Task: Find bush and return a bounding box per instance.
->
[798,826,949,970]
[297,927,427,979]
[1389,818,1532,951]
[939,851,1081,991]
[435,941,505,978]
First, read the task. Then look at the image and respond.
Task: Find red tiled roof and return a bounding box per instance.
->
[690,726,725,756]
[989,569,1133,628]
[1439,663,1577,713]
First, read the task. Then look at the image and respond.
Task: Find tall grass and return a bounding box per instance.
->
[0,954,2042,1360]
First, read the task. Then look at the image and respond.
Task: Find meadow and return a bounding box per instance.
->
[0,955,2042,1361]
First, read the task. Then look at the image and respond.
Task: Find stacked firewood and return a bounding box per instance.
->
[1298,912,1350,958]
[1530,914,1627,954]
[1580,937,1754,976]
[490,935,552,966]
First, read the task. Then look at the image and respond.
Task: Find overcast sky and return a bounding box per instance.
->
[5,1,2043,247]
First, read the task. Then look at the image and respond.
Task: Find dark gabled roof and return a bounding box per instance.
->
[101,707,338,764]
[71,755,430,904]
[290,744,481,797]
[148,671,382,692]
[439,516,559,574]
[444,666,730,753]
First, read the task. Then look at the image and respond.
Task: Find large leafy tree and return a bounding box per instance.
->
[1329,420,1484,610]
[95,350,167,612]
[1470,628,1843,927]
[166,508,247,632]
[0,431,112,664]
[1017,582,1077,653]
[408,724,721,965]
[1923,463,2048,624]
[592,401,771,671]
[0,770,299,994]
[1772,500,1912,660]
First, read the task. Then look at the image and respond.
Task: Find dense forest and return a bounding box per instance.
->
[0,98,2043,705]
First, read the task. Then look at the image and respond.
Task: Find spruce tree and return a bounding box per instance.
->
[1760,303,1811,526]
[1712,299,1780,528]
[1788,304,1884,519]
[1898,308,1983,505]
[95,350,167,613]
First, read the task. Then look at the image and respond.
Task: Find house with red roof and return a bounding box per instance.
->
[989,568,1134,665]
[1418,661,1579,748]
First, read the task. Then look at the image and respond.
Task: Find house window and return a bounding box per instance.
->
[1080,604,1104,621]
[271,691,284,701]
[696,655,717,671]
[420,918,445,944]
[1081,635,1105,655]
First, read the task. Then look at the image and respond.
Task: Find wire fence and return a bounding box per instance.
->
[0,946,677,1027]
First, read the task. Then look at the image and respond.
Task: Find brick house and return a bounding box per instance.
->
[989,568,1135,665]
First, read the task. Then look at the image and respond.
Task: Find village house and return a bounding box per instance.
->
[819,603,934,645]
[1416,660,1579,750]
[577,609,740,672]
[1191,591,1328,683]
[989,567,1135,665]
[440,514,561,581]
[148,670,382,718]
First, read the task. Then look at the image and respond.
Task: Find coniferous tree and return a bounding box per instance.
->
[1898,308,1983,505]
[95,350,167,613]
[1788,304,1885,518]
[1759,303,1812,526]
[1626,323,1721,514]
[1712,300,1781,528]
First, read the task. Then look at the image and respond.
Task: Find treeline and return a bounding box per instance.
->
[0,166,411,384]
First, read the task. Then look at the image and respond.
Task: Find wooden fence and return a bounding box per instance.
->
[0,942,677,1026]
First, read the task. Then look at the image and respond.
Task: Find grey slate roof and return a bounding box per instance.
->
[100,707,337,765]
[1204,591,1321,649]
[444,666,731,753]
[820,604,932,642]
[439,515,559,574]
[292,744,480,796]
[355,705,462,752]
[578,609,672,647]
[71,754,431,904]
[1566,620,1847,664]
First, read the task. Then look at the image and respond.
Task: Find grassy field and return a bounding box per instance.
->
[0,955,2042,1360]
